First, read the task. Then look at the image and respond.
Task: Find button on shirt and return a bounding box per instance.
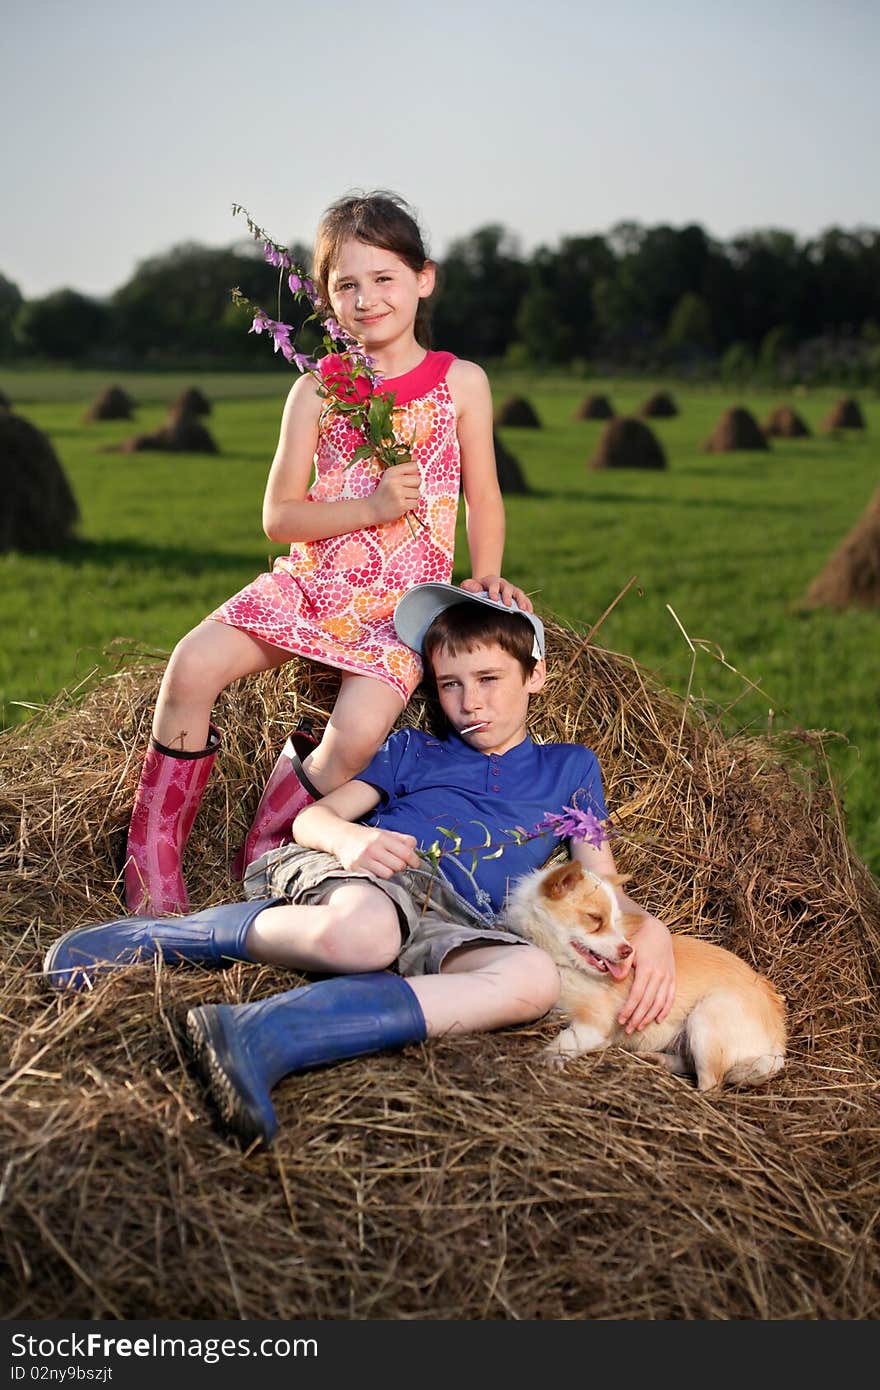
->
[358,728,609,919]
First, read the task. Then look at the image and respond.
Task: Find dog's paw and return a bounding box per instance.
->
[541,1028,582,1068]
[541,1046,571,1071]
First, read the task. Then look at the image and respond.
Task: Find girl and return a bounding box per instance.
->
[125,190,531,915]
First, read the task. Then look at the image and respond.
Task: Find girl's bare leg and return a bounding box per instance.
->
[153,621,292,751]
[301,673,406,795]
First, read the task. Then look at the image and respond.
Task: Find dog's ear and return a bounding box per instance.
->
[541,860,584,900]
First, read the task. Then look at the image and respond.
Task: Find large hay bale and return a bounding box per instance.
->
[84,385,135,421]
[161,407,219,454]
[493,429,531,494]
[118,431,169,454]
[172,386,212,417]
[803,485,880,609]
[575,394,615,420]
[763,404,811,438]
[703,405,770,452]
[639,391,678,418]
[3,625,878,1318]
[495,394,541,427]
[821,397,866,431]
[590,417,667,470]
[0,411,79,552]
[118,408,219,455]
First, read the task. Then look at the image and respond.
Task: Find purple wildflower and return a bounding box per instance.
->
[537,805,608,849]
[303,278,317,302]
[268,320,295,360]
[249,310,270,335]
[264,244,284,269]
[292,352,317,372]
[323,316,344,340]
[348,345,378,369]
[288,271,303,294]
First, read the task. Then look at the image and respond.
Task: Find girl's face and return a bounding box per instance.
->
[328,238,434,352]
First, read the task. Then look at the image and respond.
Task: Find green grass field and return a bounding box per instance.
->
[2,367,878,874]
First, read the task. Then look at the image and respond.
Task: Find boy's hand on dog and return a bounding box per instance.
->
[334,824,421,878]
[617,913,676,1033]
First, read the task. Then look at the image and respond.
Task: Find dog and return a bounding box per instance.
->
[505,859,786,1090]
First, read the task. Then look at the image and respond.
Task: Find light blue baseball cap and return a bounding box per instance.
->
[393,582,545,659]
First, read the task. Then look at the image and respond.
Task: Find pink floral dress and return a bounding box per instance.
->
[211,350,460,702]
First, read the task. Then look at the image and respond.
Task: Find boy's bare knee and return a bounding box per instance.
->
[316,892,402,970]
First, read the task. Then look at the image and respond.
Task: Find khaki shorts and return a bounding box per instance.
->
[243,842,528,977]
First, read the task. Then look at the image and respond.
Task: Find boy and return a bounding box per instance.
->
[45,584,675,1148]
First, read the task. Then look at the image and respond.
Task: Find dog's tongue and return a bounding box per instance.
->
[606,958,631,982]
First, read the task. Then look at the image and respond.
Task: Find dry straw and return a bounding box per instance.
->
[821,398,866,432]
[492,429,531,494]
[118,405,219,456]
[704,406,770,453]
[0,412,79,552]
[495,395,542,428]
[763,404,811,439]
[639,391,678,419]
[590,417,667,471]
[84,386,135,422]
[172,386,212,418]
[803,485,880,609]
[2,618,879,1318]
[575,393,615,420]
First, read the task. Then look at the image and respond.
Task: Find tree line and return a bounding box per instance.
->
[2,220,879,385]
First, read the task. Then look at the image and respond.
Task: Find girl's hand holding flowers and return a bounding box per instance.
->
[368,463,422,525]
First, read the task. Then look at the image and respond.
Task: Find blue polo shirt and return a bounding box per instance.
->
[358,728,608,919]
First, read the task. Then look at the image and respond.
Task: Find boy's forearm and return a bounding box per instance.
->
[292,802,349,856]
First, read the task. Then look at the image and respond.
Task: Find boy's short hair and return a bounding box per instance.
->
[393,582,545,673]
[423,603,539,680]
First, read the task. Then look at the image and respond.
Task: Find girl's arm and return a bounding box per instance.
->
[262,376,421,543]
[570,835,676,1032]
[447,360,532,611]
[293,779,421,878]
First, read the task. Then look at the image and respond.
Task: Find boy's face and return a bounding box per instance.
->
[430,641,546,757]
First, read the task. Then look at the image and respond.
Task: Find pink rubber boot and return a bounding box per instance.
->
[124,726,221,916]
[232,726,320,881]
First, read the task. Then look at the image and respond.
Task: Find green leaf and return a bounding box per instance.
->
[436,825,462,853]
[368,398,393,446]
[347,444,375,466]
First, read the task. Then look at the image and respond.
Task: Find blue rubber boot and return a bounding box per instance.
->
[43,898,281,992]
[186,972,427,1148]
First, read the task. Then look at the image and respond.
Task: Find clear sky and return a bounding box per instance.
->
[4,0,879,300]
